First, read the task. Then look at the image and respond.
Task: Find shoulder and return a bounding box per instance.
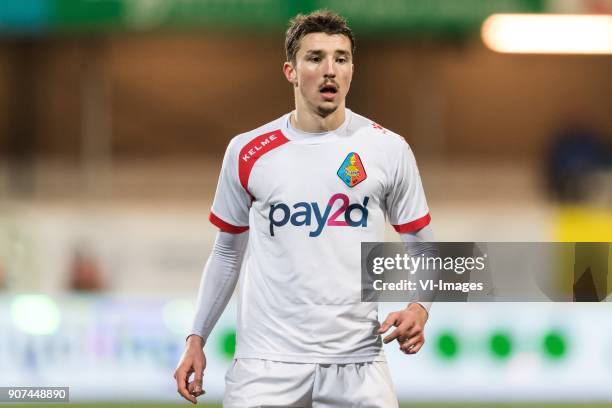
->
[226,114,289,157]
[348,110,412,151]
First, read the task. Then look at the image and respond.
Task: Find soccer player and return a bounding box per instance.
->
[174,10,434,407]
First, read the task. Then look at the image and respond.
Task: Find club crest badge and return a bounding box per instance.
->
[337,152,367,188]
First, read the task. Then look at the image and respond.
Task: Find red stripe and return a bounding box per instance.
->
[238,130,289,196]
[209,212,249,234]
[393,213,431,233]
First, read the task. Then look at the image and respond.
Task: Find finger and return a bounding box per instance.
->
[383,327,402,344]
[399,323,424,344]
[378,312,399,333]
[409,341,424,354]
[188,381,205,398]
[176,367,196,404]
[396,331,412,344]
[402,340,424,354]
[386,320,414,342]
[401,338,425,354]
[400,335,421,351]
[397,323,421,343]
[193,362,205,394]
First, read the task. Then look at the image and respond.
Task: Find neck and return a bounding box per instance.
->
[291,100,346,133]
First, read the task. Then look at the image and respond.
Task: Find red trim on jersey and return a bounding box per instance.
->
[238,130,289,196]
[392,213,431,233]
[209,212,249,234]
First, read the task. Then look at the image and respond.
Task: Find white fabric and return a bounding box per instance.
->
[188,226,435,344]
[223,358,399,408]
[399,224,434,243]
[209,108,431,363]
[400,226,436,314]
[190,231,248,342]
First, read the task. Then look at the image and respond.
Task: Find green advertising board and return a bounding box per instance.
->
[1,0,545,36]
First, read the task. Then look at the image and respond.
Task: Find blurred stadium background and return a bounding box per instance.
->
[0,0,611,406]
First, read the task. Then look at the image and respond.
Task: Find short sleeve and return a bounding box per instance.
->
[209,141,251,233]
[385,141,431,233]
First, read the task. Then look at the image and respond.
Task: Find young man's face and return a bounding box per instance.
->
[285,32,354,117]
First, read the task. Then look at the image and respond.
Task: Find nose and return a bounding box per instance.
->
[323,57,336,78]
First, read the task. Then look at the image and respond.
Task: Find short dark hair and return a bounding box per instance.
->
[285,10,356,63]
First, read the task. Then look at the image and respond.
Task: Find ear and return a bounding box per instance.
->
[283,61,298,87]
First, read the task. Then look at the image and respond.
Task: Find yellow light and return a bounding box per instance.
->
[482,14,612,54]
[555,206,612,242]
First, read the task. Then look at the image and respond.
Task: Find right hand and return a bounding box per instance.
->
[174,335,206,404]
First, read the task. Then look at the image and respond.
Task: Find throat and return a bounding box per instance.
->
[291,107,346,133]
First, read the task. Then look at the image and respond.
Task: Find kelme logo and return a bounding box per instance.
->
[337,152,367,188]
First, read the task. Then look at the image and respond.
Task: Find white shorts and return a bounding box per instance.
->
[223,358,399,408]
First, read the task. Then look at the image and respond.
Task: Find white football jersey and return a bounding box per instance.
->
[210,109,430,363]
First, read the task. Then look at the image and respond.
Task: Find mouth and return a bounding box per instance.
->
[319,83,338,100]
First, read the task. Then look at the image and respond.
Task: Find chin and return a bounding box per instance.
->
[316,103,338,117]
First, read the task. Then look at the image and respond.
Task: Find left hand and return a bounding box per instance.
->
[378,303,428,354]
